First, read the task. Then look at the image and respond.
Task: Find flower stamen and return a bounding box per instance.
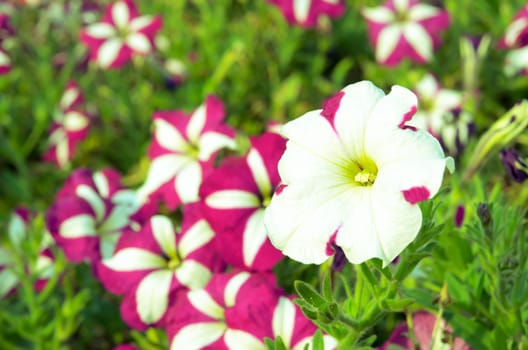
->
[354,169,377,186]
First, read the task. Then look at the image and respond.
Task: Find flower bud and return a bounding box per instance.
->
[500,148,528,183]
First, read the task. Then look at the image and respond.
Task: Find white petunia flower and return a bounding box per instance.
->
[264,80,454,266]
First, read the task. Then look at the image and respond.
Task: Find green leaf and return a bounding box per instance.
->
[380,298,414,312]
[264,338,275,350]
[294,280,326,308]
[311,329,324,350]
[274,336,288,350]
[321,273,333,301]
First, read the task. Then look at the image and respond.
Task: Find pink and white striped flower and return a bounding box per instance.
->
[43,81,92,168]
[264,81,454,266]
[267,0,345,28]
[138,96,237,209]
[363,0,450,66]
[200,133,285,271]
[380,311,471,350]
[46,168,153,263]
[409,74,472,155]
[0,47,10,74]
[499,5,528,49]
[79,0,162,69]
[504,46,528,76]
[97,205,224,330]
[165,271,281,350]
[499,5,528,76]
[272,296,337,350]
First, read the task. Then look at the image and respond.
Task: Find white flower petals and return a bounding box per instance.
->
[136,269,173,324]
[170,322,226,350]
[265,81,452,265]
[188,289,225,319]
[104,248,167,271]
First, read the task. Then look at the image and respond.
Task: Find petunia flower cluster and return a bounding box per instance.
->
[43,93,346,348]
[43,81,93,168]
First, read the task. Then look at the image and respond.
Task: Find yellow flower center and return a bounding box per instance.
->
[167,255,181,270]
[354,169,377,186]
[344,155,378,187]
[395,10,410,23]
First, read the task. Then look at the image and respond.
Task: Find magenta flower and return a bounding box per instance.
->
[271,296,337,349]
[363,0,450,66]
[113,345,139,350]
[0,47,10,74]
[79,0,162,69]
[500,148,528,183]
[43,81,92,168]
[499,5,528,49]
[138,96,237,209]
[200,133,285,271]
[97,204,224,330]
[46,168,154,263]
[500,5,528,76]
[267,0,345,28]
[380,311,471,350]
[165,271,282,350]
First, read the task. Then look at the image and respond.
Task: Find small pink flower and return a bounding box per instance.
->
[380,311,471,350]
[43,81,92,168]
[97,204,224,330]
[46,168,154,263]
[268,0,345,28]
[165,271,281,350]
[499,5,528,49]
[200,133,285,271]
[138,96,237,209]
[363,0,450,66]
[499,6,528,76]
[0,47,10,74]
[409,74,472,155]
[80,0,162,69]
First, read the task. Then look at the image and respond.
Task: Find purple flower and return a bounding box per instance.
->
[96,204,224,330]
[267,0,345,28]
[200,132,286,271]
[363,0,450,66]
[137,96,237,209]
[500,148,528,183]
[79,0,162,69]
